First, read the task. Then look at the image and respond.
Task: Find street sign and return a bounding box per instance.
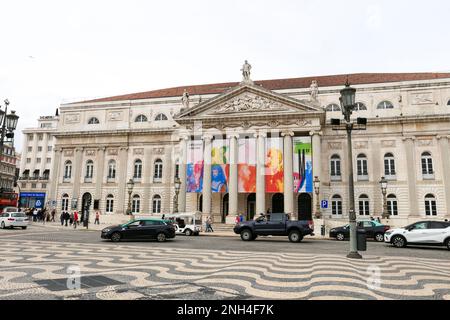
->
[321,200,328,209]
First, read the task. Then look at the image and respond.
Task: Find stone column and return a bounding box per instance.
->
[227,133,239,222]
[48,147,62,207]
[178,136,189,212]
[117,147,129,215]
[310,130,322,218]
[71,147,83,209]
[202,135,213,216]
[403,137,419,216]
[437,135,450,218]
[39,133,49,175]
[94,147,106,200]
[255,132,266,217]
[282,131,294,217]
[30,133,39,176]
[19,133,29,174]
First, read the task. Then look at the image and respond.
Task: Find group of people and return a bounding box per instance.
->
[60,210,101,228]
[22,207,56,223]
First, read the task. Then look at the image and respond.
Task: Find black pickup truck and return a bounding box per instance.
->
[233,213,314,242]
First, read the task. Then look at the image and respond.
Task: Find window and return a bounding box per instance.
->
[358,194,370,216]
[132,195,140,213]
[447,99,450,106]
[421,152,434,177]
[38,134,43,140]
[154,159,163,180]
[88,117,100,124]
[330,155,341,180]
[356,154,368,178]
[62,194,69,211]
[107,160,116,179]
[155,113,168,121]
[21,183,26,188]
[46,158,51,164]
[36,158,41,163]
[135,114,148,122]
[33,170,40,179]
[430,221,450,229]
[384,153,396,176]
[27,146,32,152]
[31,183,37,189]
[106,194,114,213]
[387,194,398,216]
[377,101,394,109]
[41,183,47,189]
[48,146,52,152]
[331,195,342,215]
[325,103,341,112]
[355,102,367,111]
[38,146,42,152]
[85,160,94,179]
[152,194,162,214]
[28,134,34,141]
[26,158,31,163]
[64,161,72,179]
[133,159,142,179]
[424,194,437,216]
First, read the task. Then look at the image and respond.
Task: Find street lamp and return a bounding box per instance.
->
[332,81,366,259]
[0,99,19,191]
[313,176,321,219]
[126,179,134,215]
[379,176,389,218]
[173,176,181,213]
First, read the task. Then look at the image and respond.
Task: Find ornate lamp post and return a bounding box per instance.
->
[332,81,367,259]
[0,99,19,191]
[379,176,389,218]
[126,179,134,215]
[173,176,181,213]
[313,176,321,218]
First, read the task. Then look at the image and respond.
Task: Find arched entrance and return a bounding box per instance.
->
[246,193,256,220]
[272,193,284,213]
[222,193,229,223]
[298,193,312,220]
[197,194,203,212]
[81,192,92,224]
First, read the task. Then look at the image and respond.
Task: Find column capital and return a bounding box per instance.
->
[54,147,63,153]
[227,133,240,139]
[202,134,214,141]
[402,136,416,142]
[436,135,450,141]
[75,147,84,153]
[309,130,323,136]
[119,147,129,151]
[253,131,267,138]
[281,131,294,137]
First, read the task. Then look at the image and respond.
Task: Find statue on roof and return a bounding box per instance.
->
[181,89,190,109]
[310,80,319,101]
[241,60,253,84]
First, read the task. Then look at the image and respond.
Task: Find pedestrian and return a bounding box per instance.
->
[161,214,165,220]
[64,211,69,226]
[207,216,214,232]
[33,208,38,222]
[51,209,56,222]
[94,211,100,225]
[235,215,240,224]
[376,217,381,223]
[73,211,78,229]
[370,216,374,221]
[69,212,74,226]
[240,214,244,222]
[60,212,64,226]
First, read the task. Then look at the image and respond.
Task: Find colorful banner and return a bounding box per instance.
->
[293,137,313,193]
[265,137,284,193]
[238,138,256,193]
[186,140,203,193]
[211,139,229,193]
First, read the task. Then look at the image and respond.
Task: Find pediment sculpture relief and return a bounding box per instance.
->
[213,94,289,114]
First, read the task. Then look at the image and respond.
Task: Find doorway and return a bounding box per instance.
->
[197,194,203,212]
[222,193,229,223]
[81,192,92,224]
[246,193,256,221]
[297,193,312,220]
[272,193,284,213]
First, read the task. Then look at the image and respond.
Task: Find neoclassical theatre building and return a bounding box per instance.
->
[46,65,450,225]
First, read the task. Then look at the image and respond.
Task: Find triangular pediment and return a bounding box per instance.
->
[175,82,322,121]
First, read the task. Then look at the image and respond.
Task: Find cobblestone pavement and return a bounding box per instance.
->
[1,232,450,300]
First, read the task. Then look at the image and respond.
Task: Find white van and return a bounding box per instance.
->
[164,212,202,236]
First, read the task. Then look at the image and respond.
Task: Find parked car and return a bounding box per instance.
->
[163,212,202,236]
[329,220,390,242]
[0,212,29,229]
[384,220,450,250]
[101,218,176,242]
[233,213,314,242]
[2,207,20,213]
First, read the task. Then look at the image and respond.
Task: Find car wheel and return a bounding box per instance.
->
[156,232,167,242]
[392,235,406,248]
[22,227,27,230]
[240,229,253,241]
[1,222,5,229]
[336,232,345,241]
[111,232,121,242]
[445,238,450,251]
[185,229,193,236]
[375,233,384,242]
[288,230,303,243]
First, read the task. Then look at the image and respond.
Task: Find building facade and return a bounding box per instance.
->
[18,115,59,208]
[0,143,17,191]
[46,67,450,225]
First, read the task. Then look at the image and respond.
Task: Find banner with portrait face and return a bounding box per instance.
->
[293,137,313,193]
[238,137,256,193]
[211,139,229,193]
[265,137,284,193]
[186,140,203,193]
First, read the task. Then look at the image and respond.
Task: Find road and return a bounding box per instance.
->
[1,225,449,300]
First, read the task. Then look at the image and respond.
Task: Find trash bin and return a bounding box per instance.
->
[357,228,367,251]
[321,225,326,236]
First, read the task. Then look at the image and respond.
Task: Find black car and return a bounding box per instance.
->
[329,220,390,242]
[101,219,176,242]
[233,213,314,242]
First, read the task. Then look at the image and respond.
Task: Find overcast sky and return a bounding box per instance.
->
[1,0,450,151]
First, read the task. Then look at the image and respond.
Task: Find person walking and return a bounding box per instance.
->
[207,216,214,232]
[51,209,56,222]
[73,211,79,229]
[69,212,74,226]
[60,212,65,226]
[94,211,100,225]
[33,208,38,222]
[64,211,69,227]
